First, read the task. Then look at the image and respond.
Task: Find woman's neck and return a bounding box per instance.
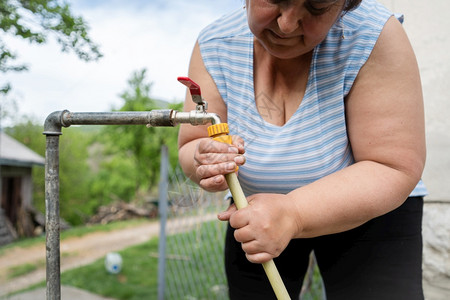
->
[254,40,312,91]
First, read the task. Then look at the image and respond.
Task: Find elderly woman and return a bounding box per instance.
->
[178,0,426,299]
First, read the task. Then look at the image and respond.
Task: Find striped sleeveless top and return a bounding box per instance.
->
[198,0,427,197]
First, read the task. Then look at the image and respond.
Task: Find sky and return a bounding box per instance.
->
[2,0,243,126]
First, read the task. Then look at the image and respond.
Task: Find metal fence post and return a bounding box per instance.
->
[158,145,169,300]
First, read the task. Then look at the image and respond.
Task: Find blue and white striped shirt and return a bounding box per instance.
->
[198,0,427,197]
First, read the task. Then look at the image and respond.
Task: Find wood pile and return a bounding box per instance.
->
[87,201,158,225]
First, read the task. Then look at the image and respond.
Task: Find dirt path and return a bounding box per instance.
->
[0,213,217,297]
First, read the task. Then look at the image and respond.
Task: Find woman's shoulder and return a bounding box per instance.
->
[198,8,251,44]
[342,0,394,34]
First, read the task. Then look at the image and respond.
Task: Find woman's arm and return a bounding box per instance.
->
[291,15,426,236]
[178,41,245,191]
[222,16,426,263]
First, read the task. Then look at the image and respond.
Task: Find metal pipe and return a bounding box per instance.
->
[45,135,61,300]
[60,110,174,127]
[43,108,221,300]
[43,111,64,300]
[44,109,221,129]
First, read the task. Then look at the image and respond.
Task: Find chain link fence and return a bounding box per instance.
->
[163,166,229,300]
[158,148,324,300]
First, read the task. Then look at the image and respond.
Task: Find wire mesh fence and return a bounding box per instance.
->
[160,163,325,300]
[163,166,229,300]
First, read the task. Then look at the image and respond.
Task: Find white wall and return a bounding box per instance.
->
[378,0,450,201]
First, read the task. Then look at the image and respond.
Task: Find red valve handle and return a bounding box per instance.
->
[177,77,201,96]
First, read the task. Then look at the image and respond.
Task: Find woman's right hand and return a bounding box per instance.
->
[193,135,245,192]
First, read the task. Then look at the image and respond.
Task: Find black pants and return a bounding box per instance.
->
[225,197,424,300]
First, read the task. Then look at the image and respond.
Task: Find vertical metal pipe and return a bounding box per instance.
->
[157,145,169,300]
[45,135,61,300]
[42,109,219,299]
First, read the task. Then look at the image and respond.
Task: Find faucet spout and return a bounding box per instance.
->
[171,110,221,126]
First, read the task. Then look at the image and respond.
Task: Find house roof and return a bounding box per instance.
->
[0,132,45,167]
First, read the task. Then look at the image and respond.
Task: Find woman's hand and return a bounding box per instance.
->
[194,135,245,192]
[218,193,300,263]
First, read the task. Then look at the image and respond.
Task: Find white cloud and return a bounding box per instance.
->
[3,0,242,126]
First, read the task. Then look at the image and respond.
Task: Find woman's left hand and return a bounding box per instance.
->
[218,193,300,264]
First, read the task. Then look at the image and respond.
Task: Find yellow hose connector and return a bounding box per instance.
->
[208,123,237,172]
[207,123,232,145]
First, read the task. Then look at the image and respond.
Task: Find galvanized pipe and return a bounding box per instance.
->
[45,135,61,300]
[44,109,221,130]
[60,110,174,127]
[43,109,221,300]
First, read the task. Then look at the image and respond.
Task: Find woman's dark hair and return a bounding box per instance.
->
[305,0,363,13]
[343,0,363,11]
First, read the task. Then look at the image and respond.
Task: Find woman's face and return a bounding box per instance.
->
[246,0,345,59]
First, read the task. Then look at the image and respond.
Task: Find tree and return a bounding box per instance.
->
[91,69,182,204]
[6,117,96,225]
[0,0,102,96]
[5,70,184,224]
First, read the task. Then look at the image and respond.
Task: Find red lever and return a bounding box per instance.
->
[177,77,201,96]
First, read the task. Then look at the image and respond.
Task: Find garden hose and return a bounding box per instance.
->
[208,123,291,300]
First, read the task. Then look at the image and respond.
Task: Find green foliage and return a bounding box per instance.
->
[58,126,97,224]
[5,117,97,225]
[5,117,46,212]
[94,69,182,203]
[5,69,182,225]
[0,0,102,95]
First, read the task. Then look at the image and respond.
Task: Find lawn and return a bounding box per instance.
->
[61,239,160,300]
[60,220,228,300]
[5,219,324,300]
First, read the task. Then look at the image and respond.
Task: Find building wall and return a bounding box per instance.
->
[377,0,450,201]
[377,1,450,298]
[0,165,34,241]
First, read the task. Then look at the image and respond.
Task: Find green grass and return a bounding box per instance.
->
[10,220,225,300]
[61,238,160,300]
[7,262,40,279]
[164,220,228,299]
[60,220,228,300]
[4,219,324,300]
[8,238,160,299]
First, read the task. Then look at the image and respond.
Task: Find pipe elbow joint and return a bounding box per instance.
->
[43,110,70,136]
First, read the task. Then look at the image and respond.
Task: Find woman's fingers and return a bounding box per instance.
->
[198,174,228,191]
[194,138,245,191]
[223,194,295,264]
[236,235,278,264]
[217,204,237,221]
[245,252,274,264]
